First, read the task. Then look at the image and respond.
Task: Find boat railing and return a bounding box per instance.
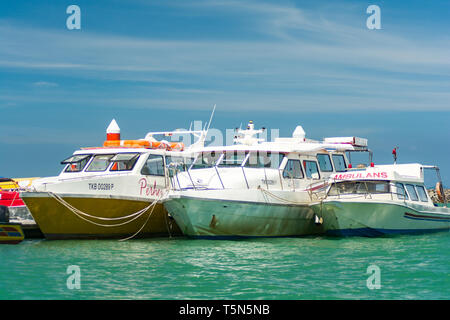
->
[168,162,331,200]
[306,180,329,201]
[168,162,292,192]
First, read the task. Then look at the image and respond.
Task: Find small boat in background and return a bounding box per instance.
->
[310,163,450,236]
[0,205,25,244]
[0,177,42,238]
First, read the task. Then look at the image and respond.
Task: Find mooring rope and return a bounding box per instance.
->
[118,196,159,241]
[48,191,160,228]
[118,189,170,241]
[47,188,170,241]
[48,192,153,222]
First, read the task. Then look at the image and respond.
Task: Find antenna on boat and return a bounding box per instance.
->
[206,104,216,133]
[189,104,216,149]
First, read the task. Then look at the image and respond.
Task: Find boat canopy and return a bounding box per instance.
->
[329,163,429,184]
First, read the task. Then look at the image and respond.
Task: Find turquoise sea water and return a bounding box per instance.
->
[0,233,449,300]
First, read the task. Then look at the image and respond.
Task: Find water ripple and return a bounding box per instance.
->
[1,233,449,299]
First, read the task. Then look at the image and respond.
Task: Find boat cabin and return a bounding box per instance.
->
[28,122,205,199]
[324,163,445,206]
[170,122,370,192]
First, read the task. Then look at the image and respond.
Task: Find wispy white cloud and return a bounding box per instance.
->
[0,0,449,113]
[32,81,59,87]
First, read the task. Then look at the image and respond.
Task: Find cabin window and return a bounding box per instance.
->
[165,156,194,171]
[303,160,320,179]
[283,159,304,179]
[141,154,165,176]
[395,183,409,200]
[416,185,429,202]
[62,154,92,173]
[165,156,194,175]
[317,154,333,172]
[332,154,347,172]
[405,184,419,201]
[218,151,248,167]
[109,153,140,172]
[85,154,114,172]
[245,152,284,169]
[328,181,390,196]
[191,152,221,169]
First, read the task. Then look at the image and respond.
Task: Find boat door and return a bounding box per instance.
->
[138,153,169,198]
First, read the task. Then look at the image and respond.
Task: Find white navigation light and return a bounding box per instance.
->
[292,126,306,140]
[106,119,120,141]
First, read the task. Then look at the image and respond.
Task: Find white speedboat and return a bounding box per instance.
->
[21,120,204,240]
[164,121,370,238]
[310,163,450,236]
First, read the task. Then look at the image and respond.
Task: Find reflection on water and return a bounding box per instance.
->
[0,232,449,299]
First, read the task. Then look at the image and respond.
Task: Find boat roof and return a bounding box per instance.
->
[196,141,358,154]
[70,120,367,156]
[330,163,434,183]
[195,121,368,154]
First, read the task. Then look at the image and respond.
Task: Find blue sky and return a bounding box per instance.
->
[0,0,449,184]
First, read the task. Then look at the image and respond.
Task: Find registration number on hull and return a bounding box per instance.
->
[88,183,114,191]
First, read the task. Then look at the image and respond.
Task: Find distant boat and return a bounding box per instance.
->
[310,163,450,236]
[0,177,42,238]
[0,205,25,244]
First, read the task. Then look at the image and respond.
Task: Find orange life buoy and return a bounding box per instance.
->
[436,182,445,203]
[102,139,183,150]
[103,140,150,148]
[103,140,120,147]
[123,140,150,148]
[150,141,169,149]
[169,142,184,151]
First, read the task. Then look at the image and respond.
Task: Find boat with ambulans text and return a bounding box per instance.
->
[310,163,450,236]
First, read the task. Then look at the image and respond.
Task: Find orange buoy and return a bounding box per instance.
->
[103,140,150,148]
[151,141,170,149]
[170,142,184,151]
[123,140,150,148]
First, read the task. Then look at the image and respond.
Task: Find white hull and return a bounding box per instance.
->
[164,189,324,238]
[312,200,450,237]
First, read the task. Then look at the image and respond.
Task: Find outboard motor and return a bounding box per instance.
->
[0,205,10,223]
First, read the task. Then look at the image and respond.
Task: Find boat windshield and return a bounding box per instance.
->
[332,154,347,172]
[62,154,92,173]
[166,156,194,172]
[191,152,221,169]
[245,152,284,169]
[85,154,115,172]
[328,180,390,196]
[218,151,248,167]
[109,153,140,171]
